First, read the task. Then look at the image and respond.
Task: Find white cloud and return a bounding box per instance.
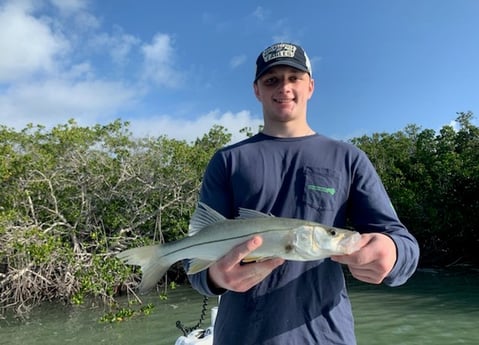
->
[141,33,182,88]
[252,6,267,21]
[49,0,88,14]
[0,0,144,130]
[0,0,255,147]
[447,120,459,132]
[230,55,247,69]
[0,78,139,129]
[0,1,69,82]
[128,110,264,144]
[64,62,94,79]
[89,27,141,65]
[272,30,293,44]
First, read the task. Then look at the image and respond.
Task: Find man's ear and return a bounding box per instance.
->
[253,82,261,101]
[308,78,315,100]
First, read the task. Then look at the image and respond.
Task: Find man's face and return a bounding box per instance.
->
[254,66,314,125]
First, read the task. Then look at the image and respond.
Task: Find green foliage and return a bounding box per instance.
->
[99,302,155,323]
[73,254,132,301]
[11,228,65,265]
[2,114,477,317]
[0,119,232,317]
[240,125,264,138]
[352,112,479,266]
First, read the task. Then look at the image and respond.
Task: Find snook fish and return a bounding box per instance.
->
[117,202,361,292]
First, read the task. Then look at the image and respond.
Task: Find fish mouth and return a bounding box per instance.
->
[338,233,361,254]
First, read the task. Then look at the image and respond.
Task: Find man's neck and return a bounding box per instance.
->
[262,122,315,138]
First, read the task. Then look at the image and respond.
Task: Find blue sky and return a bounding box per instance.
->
[0,0,478,143]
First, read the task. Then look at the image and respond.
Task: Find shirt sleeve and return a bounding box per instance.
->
[186,151,232,296]
[348,150,420,286]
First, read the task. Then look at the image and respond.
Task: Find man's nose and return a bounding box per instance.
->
[276,77,292,90]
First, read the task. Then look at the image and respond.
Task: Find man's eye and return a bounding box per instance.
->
[264,77,277,86]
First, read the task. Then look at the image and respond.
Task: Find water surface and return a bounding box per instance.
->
[350,269,478,344]
[1,269,478,345]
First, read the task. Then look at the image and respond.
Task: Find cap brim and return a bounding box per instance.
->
[254,61,310,82]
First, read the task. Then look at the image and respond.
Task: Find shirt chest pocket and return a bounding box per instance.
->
[302,167,340,211]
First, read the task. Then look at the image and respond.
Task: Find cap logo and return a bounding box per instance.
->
[254,42,312,81]
[262,43,297,62]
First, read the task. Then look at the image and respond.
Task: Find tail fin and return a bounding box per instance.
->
[116,245,171,293]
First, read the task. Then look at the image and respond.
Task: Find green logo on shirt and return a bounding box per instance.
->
[307,184,336,196]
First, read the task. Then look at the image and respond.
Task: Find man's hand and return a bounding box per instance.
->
[208,235,285,292]
[332,233,397,284]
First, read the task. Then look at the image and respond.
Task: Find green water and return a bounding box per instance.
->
[1,269,478,345]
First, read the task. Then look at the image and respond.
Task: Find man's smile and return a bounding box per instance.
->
[274,97,295,103]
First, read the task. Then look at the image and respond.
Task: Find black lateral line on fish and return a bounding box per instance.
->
[165,227,289,258]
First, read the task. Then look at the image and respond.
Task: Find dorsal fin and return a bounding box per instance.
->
[188,202,226,236]
[237,208,274,219]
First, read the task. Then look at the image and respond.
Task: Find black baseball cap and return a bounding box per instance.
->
[254,42,312,82]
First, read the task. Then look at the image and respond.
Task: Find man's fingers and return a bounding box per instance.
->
[331,233,397,285]
[218,235,263,271]
[208,236,285,292]
[227,258,285,292]
[331,234,373,265]
[348,266,384,284]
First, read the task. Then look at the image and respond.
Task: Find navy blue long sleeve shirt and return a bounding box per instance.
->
[188,133,419,345]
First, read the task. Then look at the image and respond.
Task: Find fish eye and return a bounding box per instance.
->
[329,229,337,236]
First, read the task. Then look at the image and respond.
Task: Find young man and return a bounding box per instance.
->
[188,42,419,344]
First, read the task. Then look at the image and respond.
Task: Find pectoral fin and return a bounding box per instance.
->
[241,256,262,263]
[187,259,215,274]
[241,255,275,263]
[188,255,276,274]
